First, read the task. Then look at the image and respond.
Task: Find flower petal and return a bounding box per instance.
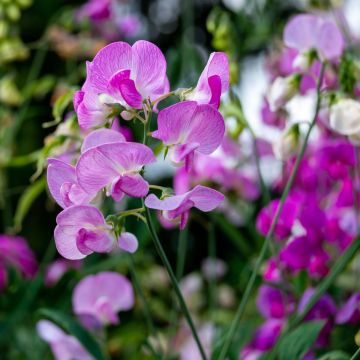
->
[119,78,143,109]
[81,128,125,153]
[118,232,139,253]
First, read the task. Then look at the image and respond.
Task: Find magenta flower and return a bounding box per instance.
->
[54,205,117,260]
[76,142,155,201]
[284,14,344,61]
[45,259,82,287]
[0,235,38,291]
[83,40,168,111]
[336,293,360,325]
[145,185,224,230]
[185,52,229,108]
[72,272,134,327]
[152,101,225,169]
[47,158,92,209]
[37,320,94,360]
[298,288,337,347]
[77,0,111,22]
[256,285,294,319]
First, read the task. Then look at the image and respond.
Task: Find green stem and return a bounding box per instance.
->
[127,255,156,336]
[208,223,216,315]
[176,225,188,280]
[215,63,326,360]
[143,205,207,360]
[351,348,360,360]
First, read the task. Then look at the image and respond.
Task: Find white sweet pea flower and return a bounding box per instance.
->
[329,98,360,136]
[267,75,299,111]
[273,124,300,161]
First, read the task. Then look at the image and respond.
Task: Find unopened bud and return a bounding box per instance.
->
[267,75,299,111]
[273,123,300,161]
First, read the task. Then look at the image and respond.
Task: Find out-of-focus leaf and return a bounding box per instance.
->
[23,75,56,100]
[38,308,108,360]
[317,351,350,360]
[44,88,76,127]
[13,175,46,231]
[277,321,324,360]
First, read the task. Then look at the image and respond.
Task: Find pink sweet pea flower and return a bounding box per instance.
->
[76,142,155,201]
[47,158,92,209]
[336,293,360,325]
[0,235,38,290]
[72,272,134,328]
[145,185,224,230]
[83,40,168,112]
[45,259,82,287]
[77,0,111,22]
[284,14,344,61]
[152,101,225,169]
[186,52,229,108]
[37,320,94,360]
[118,232,138,253]
[54,205,117,260]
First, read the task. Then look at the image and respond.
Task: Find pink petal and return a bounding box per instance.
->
[112,173,149,198]
[72,272,134,325]
[47,158,76,209]
[208,75,222,108]
[73,91,84,112]
[284,14,319,52]
[76,228,115,254]
[54,225,88,260]
[145,192,189,211]
[188,185,225,211]
[119,79,143,109]
[316,21,344,60]
[131,40,168,101]
[37,320,65,342]
[118,232,139,253]
[76,142,155,196]
[89,42,132,94]
[81,128,125,153]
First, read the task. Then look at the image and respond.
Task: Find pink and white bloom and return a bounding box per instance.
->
[54,205,117,260]
[145,185,224,230]
[284,14,344,61]
[0,235,38,291]
[37,320,94,360]
[152,101,225,169]
[77,40,168,126]
[185,52,229,108]
[47,158,92,209]
[72,272,134,327]
[76,142,155,201]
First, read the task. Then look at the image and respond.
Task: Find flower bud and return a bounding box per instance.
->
[329,98,360,136]
[267,75,299,111]
[273,123,300,161]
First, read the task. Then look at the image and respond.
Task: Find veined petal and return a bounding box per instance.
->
[113,173,149,198]
[119,79,143,109]
[188,185,225,211]
[316,20,344,60]
[76,228,115,254]
[81,128,126,153]
[55,225,88,260]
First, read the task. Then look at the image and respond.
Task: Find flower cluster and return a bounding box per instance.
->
[47,40,227,263]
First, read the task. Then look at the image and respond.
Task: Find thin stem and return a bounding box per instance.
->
[351,348,360,360]
[215,63,326,360]
[151,92,175,107]
[176,225,189,280]
[143,205,207,360]
[208,223,216,315]
[127,255,156,336]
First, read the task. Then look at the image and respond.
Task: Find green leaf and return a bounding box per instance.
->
[38,308,108,360]
[317,351,350,360]
[13,176,46,231]
[278,321,324,360]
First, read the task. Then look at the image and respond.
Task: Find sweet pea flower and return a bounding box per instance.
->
[336,293,360,325]
[80,128,125,153]
[329,99,360,143]
[54,205,117,260]
[47,158,92,209]
[256,285,294,319]
[37,320,94,360]
[0,235,38,290]
[72,272,134,327]
[284,14,344,61]
[152,101,225,169]
[185,52,229,108]
[77,0,111,22]
[145,185,224,230]
[82,40,168,113]
[76,142,155,201]
[45,259,82,287]
[298,288,337,346]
